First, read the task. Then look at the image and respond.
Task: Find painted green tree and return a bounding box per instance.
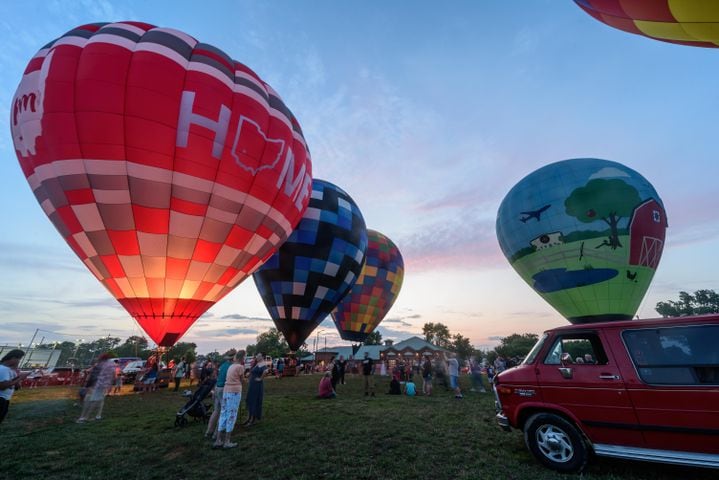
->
[564,178,640,250]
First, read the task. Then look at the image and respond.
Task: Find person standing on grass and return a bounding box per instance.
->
[330,360,341,391]
[243,353,268,426]
[214,351,245,449]
[0,349,29,424]
[447,353,463,399]
[205,352,233,440]
[337,356,347,385]
[173,356,187,392]
[362,352,375,397]
[422,356,433,396]
[111,359,123,395]
[469,356,486,393]
[141,356,159,393]
[276,357,284,379]
[77,353,116,423]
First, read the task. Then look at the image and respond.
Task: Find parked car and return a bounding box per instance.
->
[132,367,173,391]
[44,367,83,386]
[494,314,719,473]
[122,360,146,383]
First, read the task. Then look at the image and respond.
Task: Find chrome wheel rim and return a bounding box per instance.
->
[536,424,574,463]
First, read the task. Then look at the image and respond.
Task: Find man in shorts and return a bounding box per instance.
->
[447,353,463,399]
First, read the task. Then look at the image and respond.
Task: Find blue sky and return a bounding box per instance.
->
[1,1,718,352]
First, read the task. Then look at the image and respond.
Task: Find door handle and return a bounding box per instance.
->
[598,374,620,380]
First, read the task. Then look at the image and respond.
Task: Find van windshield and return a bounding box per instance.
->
[522,333,549,365]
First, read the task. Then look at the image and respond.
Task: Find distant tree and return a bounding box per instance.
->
[485,349,498,365]
[422,322,452,349]
[565,178,640,250]
[363,331,383,346]
[114,336,150,358]
[451,333,474,361]
[656,289,719,317]
[166,342,198,364]
[251,328,289,358]
[54,341,79,367]
[494,333,539,359]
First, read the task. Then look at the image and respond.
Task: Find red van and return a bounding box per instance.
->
[494,314,719,472]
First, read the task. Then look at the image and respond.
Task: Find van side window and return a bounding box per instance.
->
[623,325,719,386]
[544,333,608,365]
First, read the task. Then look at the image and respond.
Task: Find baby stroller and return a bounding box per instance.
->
[175,379,214,427]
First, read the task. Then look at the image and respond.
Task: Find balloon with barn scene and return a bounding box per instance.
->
[10,22,312,346]
[332,229,404,342]
[253,179,368,351]
[496,158,667,324]
[575,0,719,48]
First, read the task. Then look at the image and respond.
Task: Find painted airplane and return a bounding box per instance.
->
[520,204,551,223]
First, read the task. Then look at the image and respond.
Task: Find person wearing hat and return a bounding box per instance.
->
[205,351,234,440]
[0,349,30,424]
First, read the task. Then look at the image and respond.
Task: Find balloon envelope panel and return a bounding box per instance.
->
[253,179,368,351]
[10,22,312,346]
[575,0,719,48]
[331,229,404,342]
[496,158,667,324]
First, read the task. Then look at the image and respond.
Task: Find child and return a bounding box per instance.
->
[405,375,416,397]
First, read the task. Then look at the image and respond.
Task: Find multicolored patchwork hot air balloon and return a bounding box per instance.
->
[575,0,719,48]
[331,229,404,342]
[11,22,312,346]
[496,158,667,324]
[253,180,368,350]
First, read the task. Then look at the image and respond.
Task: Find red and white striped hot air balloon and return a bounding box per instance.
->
[11,22,312,346]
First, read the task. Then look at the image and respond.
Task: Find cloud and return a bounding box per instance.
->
[220,314,272,322]
[487,335,504,341]
[383,313,422,328]
[375,325,419,340]
[399,215,505,271]
[588,167,630,180]
[190,327,260,338]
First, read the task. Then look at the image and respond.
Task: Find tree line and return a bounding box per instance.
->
[25,289,717,368]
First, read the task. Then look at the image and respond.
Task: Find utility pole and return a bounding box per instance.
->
[23,328,39,367]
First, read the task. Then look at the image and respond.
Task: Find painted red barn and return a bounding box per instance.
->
[627,198,668,269]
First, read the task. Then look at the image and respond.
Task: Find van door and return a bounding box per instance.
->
[622,324,719,454]
[537,331,644,447]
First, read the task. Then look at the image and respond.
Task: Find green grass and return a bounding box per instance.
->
[1,375,715,480]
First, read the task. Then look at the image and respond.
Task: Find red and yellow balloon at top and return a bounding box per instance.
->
[11,22,312,346]
[575,0,719,48]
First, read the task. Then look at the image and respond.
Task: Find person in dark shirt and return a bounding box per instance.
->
[361,352,375,397]
[337,356,347,385]
[422,357,433,396]
[330,361,341,390]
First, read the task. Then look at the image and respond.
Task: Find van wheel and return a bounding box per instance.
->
[524,413,588,473]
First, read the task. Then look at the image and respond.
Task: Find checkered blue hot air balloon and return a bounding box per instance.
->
[331,229,404,342]
[252,180,368,351]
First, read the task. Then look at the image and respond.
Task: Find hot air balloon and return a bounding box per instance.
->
[331,229,404,342]
[252,179,368,351]
[575,0,719,48]
[11,22,312,346]
[496,158,667,324]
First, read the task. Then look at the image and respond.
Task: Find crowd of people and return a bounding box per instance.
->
[1,346,501,435]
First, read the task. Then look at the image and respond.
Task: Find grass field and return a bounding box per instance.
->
[1,374,715,480]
